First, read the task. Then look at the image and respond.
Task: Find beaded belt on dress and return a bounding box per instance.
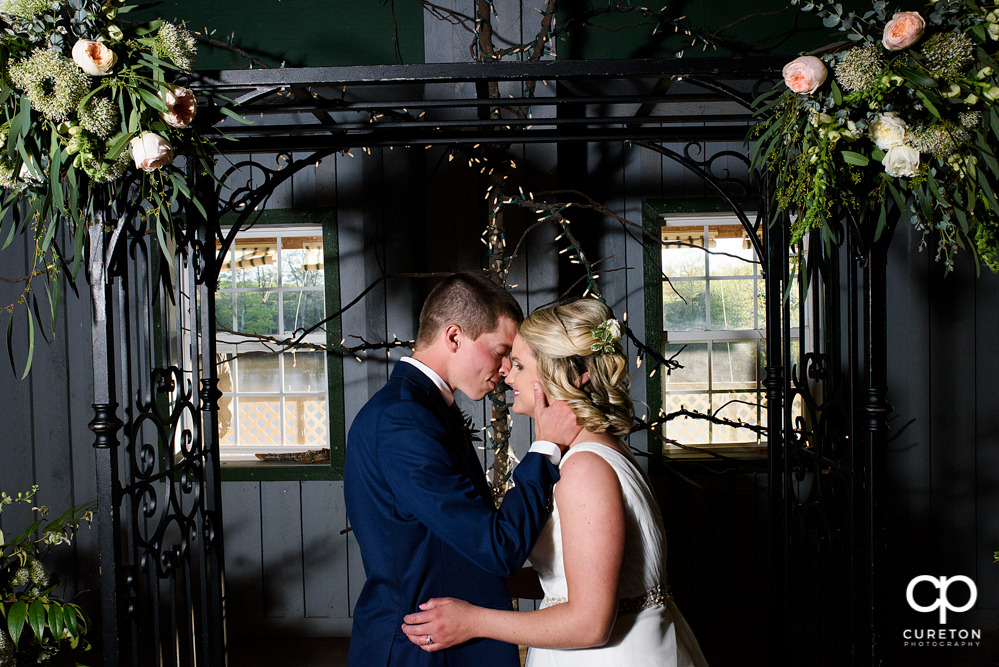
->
[542,584,673,614]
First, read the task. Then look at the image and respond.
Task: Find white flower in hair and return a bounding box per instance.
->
[590,318,621,354]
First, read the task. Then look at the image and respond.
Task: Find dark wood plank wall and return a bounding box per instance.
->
[886,222,999,663]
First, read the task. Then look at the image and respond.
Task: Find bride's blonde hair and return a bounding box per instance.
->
[518,299,634,436]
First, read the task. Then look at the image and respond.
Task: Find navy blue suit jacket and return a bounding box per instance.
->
[344,361,559,667]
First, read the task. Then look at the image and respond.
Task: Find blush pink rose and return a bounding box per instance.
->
[882,11,925,51]
[72,39,117,76]
[782,56,828,95]
[159,86,197,128]
[130,132,174,171]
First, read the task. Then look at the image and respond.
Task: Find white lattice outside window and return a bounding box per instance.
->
[214,227,329,461]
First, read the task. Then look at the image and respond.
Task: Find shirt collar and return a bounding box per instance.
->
[399,356,455,406]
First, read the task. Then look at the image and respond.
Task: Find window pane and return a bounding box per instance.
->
[663,280,706,331]
[712,391,761,443]
[665,392,710,445]
[218,248,233,289]
[234,238,278,288]
[235,292,279,335]
[711,340,759,390]
[284,351,326,392]
[283,290,325,334]
[285,397,328,446]
[758,273,800,329]
[710,279,756,330]
[237,397,281,445]
[281,235,324,286]
[709,231,756,277]
[236,353,280,393]
[663,342,707,391]
[215,293,233,330]
[661,228,706,278]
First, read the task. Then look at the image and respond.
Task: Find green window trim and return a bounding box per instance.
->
[642,198,766,465]
[217,208,346,482]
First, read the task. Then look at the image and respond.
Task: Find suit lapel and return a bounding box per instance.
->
[392,363,494,503]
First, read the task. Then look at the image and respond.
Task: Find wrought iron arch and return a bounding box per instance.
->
[88,56,885,666]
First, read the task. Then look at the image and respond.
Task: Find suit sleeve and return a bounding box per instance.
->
[378,398,558,577]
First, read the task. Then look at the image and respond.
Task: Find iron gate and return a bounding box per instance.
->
[88,178,226,667]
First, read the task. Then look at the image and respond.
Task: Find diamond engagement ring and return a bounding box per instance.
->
[426,635,434,646]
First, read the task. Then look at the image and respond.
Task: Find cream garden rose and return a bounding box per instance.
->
[883,144,920,178]
[869,112,907,151]
[130,132,174,171]
[782,56,828,94]
[159,86,197,128]
[882,11,925,51]
[72,39,117,76]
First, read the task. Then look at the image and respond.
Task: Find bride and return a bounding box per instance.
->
[401,298,708,666]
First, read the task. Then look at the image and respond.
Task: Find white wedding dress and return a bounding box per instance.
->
[525,443,708,667]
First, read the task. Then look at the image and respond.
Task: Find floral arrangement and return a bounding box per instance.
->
[0,0,239,375]
[750,0,999,273]
[0,486,94,666]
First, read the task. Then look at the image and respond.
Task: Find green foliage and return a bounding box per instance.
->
[0,0,240,377]
[751,0,999,274]
[0,486,95,666]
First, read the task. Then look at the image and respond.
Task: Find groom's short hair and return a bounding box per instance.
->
[417,272,523,347]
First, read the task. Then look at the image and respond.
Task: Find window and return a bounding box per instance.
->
[644,205,803,459]
[214,221,339,464]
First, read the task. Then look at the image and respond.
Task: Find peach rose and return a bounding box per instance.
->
[159,86,197,128]
[130,132,174,171]
[882,11,925,51]
[782,56,828,95]
[72,39,117,76]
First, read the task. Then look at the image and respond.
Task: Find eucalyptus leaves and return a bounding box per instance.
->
[751,0,999,274]
[0,0,238,377]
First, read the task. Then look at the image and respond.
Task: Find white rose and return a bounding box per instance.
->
[159,86,197,128]
[72,39,117,76]
[130,132,174,171]
[882,144,920,178]
[606,319,622,342]
[869,112,907,151]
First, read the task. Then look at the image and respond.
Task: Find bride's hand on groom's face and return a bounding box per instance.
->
[533,382,581,451]
[401,597,473,651]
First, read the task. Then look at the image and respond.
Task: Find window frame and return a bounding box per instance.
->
[214,208,346,482]
[643,199,802,463]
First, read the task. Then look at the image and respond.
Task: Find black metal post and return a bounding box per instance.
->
[765,210,788,666]
[862,232,892,666]
[87,216,124,667]
[195,175,228,666]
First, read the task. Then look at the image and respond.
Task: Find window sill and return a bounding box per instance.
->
[221,460,342,482]
[661,443,766,461]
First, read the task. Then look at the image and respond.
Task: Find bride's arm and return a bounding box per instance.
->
[401,451,625,650]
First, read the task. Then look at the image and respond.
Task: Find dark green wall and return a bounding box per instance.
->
[138,0,425,69]
[557,0,874,59]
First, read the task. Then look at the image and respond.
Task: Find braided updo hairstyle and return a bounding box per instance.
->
[518,298,634,437]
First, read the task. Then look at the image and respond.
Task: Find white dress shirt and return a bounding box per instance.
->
[399,355,561,465]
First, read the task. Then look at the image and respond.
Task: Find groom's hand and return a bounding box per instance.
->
[533,382,581,452]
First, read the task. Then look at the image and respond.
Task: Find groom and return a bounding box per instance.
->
[345,272,577,667]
